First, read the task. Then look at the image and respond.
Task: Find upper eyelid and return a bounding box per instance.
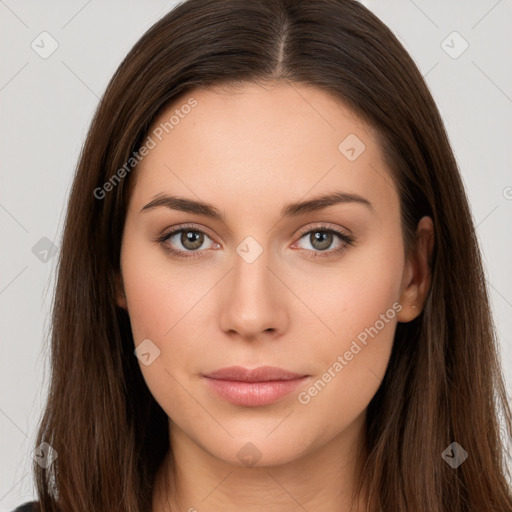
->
[296,223,351,237]
[164,222,350,239]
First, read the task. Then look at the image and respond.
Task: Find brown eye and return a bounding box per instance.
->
[158,225,217,259]
[295,225,355,258]
[308,231,334,251]
[179,230,205,250]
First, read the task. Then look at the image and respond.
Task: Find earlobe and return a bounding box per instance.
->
[115,273,128,310]
[397,216,434,323]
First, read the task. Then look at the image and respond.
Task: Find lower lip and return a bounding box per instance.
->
[203,376,309,406]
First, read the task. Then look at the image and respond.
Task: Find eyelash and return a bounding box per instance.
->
[155,223,355,260]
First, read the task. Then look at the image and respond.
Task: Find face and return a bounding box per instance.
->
[117,81,429,468]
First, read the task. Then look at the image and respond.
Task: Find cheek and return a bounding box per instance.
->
[121,238,217,380]
[292,233,403,409]
[295,231,404,344]
[121,243,208,420]
[121,235,200,339]
[123,265,171,343]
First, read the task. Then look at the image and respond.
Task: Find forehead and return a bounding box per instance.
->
[129,81,397,216]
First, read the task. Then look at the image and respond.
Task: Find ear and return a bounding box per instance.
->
[397,216,434,323]
[115,272,128,310]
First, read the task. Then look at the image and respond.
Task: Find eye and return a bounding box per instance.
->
[156,223,355,260]
[293,225,355,258]
[156,224,218,259]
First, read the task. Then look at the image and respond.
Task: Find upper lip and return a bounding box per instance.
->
[202,365,308,382]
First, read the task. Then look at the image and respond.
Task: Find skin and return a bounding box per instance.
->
[115,81,434,512]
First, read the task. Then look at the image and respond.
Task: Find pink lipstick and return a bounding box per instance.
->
[202,365,309,406]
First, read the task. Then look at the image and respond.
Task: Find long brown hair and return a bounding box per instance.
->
[33,0,512,510]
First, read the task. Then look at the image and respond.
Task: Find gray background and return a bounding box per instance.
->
[1,0,511,508]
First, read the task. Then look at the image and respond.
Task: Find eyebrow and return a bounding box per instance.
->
[140,190,375,220]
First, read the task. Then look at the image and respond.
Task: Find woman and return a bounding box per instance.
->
[13,0,512,510]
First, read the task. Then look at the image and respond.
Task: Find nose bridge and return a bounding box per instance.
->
[233,241,271,295]
[232,238,275,307]
[218,237,287,338]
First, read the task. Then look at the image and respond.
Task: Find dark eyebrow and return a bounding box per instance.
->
[140,191,374,220]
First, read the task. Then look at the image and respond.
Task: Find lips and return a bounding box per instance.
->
[202,365,307,382]
[201,366,310,406]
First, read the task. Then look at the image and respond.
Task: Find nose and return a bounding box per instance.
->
[218,247,289,342]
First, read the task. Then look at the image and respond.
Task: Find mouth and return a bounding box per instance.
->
[201,366,310,406]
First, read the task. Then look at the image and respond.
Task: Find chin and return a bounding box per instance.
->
[201,428,316,469]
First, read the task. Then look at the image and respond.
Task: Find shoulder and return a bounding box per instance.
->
[11,501,40,512]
